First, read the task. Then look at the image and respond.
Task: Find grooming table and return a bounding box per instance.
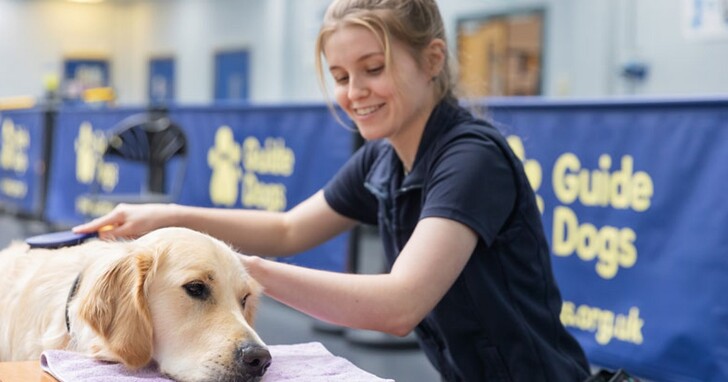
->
[0,360,58,382]
[0,342,393,382]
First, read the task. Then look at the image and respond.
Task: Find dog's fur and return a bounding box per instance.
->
[0,227,270,382]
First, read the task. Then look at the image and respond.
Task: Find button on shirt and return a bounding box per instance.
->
[324,99,589,381]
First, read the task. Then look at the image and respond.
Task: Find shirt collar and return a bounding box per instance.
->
[364,98,469,195]
[403,98,468,188]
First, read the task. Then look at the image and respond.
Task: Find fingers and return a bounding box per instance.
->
[73,203,167,240]
[72,206,127,234]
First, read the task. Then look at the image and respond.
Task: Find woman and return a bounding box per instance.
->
[76,1,590,380]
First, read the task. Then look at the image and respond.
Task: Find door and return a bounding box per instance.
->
[148,56,175,104]
[214,49,250,102]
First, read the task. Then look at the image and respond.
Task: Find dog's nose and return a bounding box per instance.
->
[237,343,272,377]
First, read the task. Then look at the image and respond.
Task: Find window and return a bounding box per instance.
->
[457,10,544,97]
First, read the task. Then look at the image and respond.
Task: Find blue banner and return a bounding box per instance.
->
[43,104,353,272]
[45,106,147,225]
[168,104,353,272]
[0,108,47,216]
[487,97,728,382]
[36,98,728,380]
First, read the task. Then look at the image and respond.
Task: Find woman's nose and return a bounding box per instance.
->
[348,77,369,100]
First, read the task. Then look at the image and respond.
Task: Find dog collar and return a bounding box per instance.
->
[65,274,82,332]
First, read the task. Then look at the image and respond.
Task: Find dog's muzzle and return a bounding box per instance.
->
[219,342,271,382]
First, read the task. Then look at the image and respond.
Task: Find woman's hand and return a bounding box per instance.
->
[72,203,178,239]
[239,216,477,335]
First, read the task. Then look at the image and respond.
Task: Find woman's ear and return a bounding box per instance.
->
[425,38,447,78]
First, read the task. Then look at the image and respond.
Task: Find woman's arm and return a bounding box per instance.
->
[174,191,356,255]
[74,190,357,256]
[243,216,478,336]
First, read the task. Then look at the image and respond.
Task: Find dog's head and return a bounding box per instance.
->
[72,227,270,382]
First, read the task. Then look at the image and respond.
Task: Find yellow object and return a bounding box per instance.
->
[0,96,36,110]
[98,224,115,232]
[83,87,115,103]
[43,74,60,92]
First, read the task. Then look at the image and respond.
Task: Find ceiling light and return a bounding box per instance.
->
[67,0,105,4]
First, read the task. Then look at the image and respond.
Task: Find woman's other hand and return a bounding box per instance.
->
[72,203,178,239]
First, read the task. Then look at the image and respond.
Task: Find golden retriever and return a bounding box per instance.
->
[0,227,270,382]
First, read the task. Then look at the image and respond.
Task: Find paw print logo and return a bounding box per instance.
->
[507,135,544,213]
[1,118,30,174]
[75,122,98,184]
[74,122,118,191]
[208,126,243,206]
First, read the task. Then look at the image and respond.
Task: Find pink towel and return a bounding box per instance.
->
[40,342,394,382]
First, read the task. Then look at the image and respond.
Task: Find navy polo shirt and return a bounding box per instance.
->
[324,99,590,381]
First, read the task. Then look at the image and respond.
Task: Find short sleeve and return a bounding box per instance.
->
[421,132,517,246]
[323,143,379,225]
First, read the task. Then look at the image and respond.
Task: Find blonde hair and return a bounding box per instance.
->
[315,0,455,125]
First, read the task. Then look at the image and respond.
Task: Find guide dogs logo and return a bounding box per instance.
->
[74,122,118,191]
[506,135,544,213]
[1,118,29,174]
[207,126,294,211]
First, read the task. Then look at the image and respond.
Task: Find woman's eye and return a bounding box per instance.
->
[367,66,384,74]
[183,282,210,300]
[334,75,349,84]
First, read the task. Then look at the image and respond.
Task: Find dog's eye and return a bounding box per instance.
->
[183,282,210,300]
[241,293,250,309]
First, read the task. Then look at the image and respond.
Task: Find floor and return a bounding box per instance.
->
[0,213,440,382]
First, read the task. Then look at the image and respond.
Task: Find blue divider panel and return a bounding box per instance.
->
[43,104,353,273]
[486,97,728,382]
[0,108,47,216]
[45,106,147,225]
[168,104,353,272]
[38,98,728,380]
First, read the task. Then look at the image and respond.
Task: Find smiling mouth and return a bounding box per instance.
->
[354,104,383,116]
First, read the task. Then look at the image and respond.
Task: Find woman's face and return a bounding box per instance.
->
[324,25,436,145]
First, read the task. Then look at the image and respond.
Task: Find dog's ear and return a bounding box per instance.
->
[79,253,154,369]
[243,278,262,326]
